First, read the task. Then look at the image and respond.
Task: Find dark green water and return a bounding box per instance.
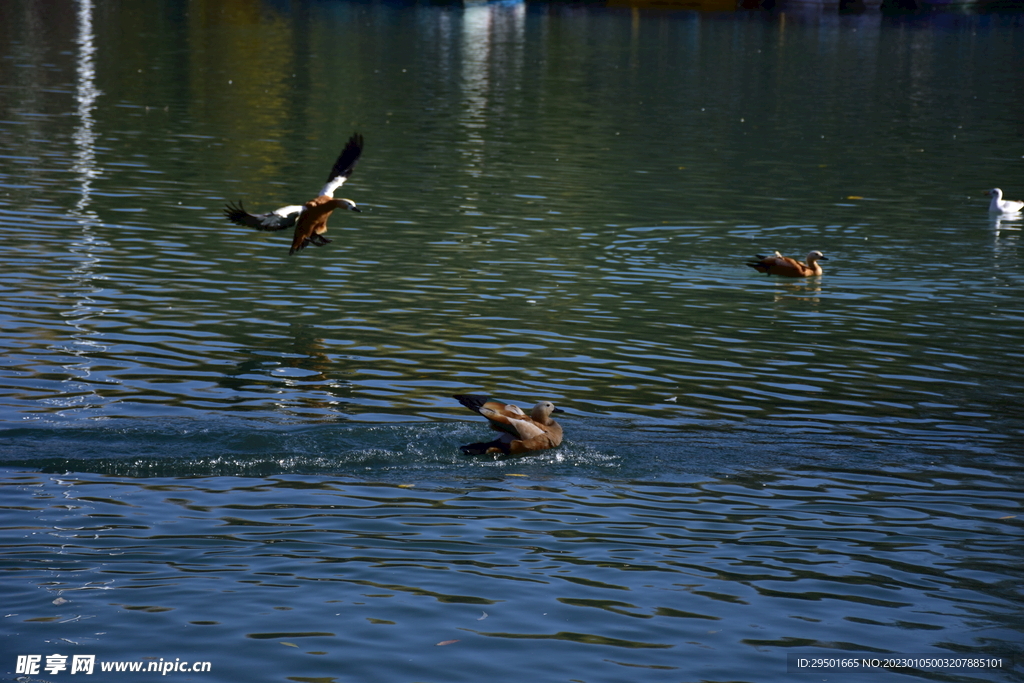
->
[1,1,1022,681]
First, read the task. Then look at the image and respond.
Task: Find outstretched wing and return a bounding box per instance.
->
[319,133,364,198]
[453,394,527,438]
[223,201,303,232]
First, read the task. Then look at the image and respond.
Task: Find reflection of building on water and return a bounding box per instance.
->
[459,3,492,177]
[455,0,525,218]
[599,0,989,10]
[608,0,738,10]
[65,0,112,404]
[72,0,101,216]
[459,1,526,177]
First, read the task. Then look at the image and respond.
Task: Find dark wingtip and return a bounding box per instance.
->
[223,200,247,224]
[324,132,366,184]
[453,394,490,411]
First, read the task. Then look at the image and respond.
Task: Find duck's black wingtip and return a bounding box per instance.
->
[453,394,491,412]
[325,133,365,184]
[223,200,248,224]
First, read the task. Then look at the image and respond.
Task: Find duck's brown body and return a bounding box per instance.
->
[289,196,356,254]
[746,250,827,277]
[454,394,564,456]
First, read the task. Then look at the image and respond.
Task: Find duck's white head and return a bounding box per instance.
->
[807,250,827,263]
[334,198,361,213]
[985,188,1003,199]
[531,401,563,423]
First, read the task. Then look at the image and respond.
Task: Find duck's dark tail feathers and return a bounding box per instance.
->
[746,261,770,274]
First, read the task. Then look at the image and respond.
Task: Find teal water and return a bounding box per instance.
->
[1,0,1023,681]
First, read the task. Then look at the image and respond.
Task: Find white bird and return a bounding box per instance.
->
[985,188,1024,215]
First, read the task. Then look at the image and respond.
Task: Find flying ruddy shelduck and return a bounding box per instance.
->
[453,394,564,457]
[985,188,1024,215]
[746,250,828,277]
[223,133,364,255]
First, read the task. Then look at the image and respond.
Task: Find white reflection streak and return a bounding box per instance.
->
[65,0,109,399]
[992,216,1021,258]
[459,4,525,177]
[460,5,492,177]
[73,0,100,214]
[503,3,526,78]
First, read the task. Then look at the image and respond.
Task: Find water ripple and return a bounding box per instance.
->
[1,468,1020,680]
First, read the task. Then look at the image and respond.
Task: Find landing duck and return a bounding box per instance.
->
[453,394,564,456]
[224,133,364,255]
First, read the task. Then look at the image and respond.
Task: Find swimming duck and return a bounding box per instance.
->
[453,394,564,456]
[746,250,828,277]
[985,188,1024,215]
[223,133,364,255]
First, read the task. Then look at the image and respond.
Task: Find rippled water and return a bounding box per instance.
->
[2,0,1023,681]
[2,468,1022,682]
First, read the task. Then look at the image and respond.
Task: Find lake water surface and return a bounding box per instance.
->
[1,1,1022,681]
